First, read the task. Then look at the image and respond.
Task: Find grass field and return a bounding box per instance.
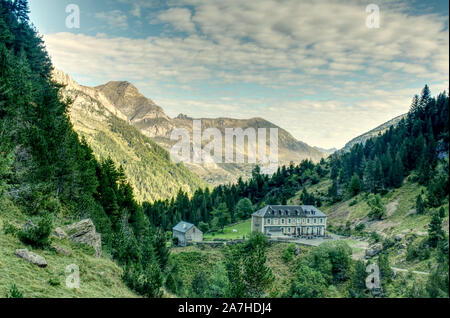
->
[0,197,138,298]
[203,219,252,240]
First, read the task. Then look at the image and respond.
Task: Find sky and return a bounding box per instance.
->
[29,0,449,149]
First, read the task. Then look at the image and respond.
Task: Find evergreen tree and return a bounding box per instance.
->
[211,203,231,232]
[378,253,392,286]
[391,154,404,188]
[349,173,361,196]
[367,194,386,220]
[350,260,367,298]
[243,234,274,297]
[428,211,445,248]
[415,194,426,215]
[234,198,253,221]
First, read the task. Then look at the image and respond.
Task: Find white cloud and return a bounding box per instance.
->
[43,0,449,148]
[94,10,128,29]
[154,8,196,34]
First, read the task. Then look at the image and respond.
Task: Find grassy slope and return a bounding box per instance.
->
[288,177,449,273]
[289,177,448,236]
[0,197,138,298]
[203,219,252,240]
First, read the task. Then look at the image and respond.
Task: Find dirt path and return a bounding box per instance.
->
[392,267,430,275]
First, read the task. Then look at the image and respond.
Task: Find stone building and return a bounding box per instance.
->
[251,205,327,237]
[172,221,203,246]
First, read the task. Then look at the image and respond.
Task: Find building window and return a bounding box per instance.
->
[288,218,291,224]
[281,219,285,225]
[288,228,291,233]
[297,218,300,224]
[307,219,310,224]
[267,218,271,225]
[314,218,317,224]
[274,218,278,225]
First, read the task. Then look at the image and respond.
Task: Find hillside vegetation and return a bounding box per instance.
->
[0,198,137,298]
[0,0,169,299]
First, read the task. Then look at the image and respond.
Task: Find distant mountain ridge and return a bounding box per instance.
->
[54,70,325,185]
[341,114,407,152]
[314,147,337,155]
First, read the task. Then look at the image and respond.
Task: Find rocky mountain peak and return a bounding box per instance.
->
[97,81,143,99]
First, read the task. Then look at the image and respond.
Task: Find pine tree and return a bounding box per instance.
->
[428,211,445,248]
[415,194,425,215]
[243,243,274,297]
[350,260,367,298]
[378,253,392,286]
[211,203,231,232]
[391,154,404,188]
[349,173,361,196]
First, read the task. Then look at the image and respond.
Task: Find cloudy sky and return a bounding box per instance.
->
[29,0,449,149]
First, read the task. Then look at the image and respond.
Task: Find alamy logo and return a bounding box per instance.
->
[65,264,80,289]
[66,4,80,29]
[366,264,381,290]
[366,4,380,29]
[170,120,279,174]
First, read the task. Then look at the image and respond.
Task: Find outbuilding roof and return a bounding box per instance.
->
[173,221,195,233]
[252,205,327,218]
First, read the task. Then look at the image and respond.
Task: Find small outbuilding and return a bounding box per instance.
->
[172,221,203,246]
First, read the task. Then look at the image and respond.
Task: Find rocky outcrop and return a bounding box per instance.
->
[52,245,71,256]
[365,243,383,258]
[52,227,68,239]
[23,220,36,231]
[15,249,47,268]
[66,219,102,257]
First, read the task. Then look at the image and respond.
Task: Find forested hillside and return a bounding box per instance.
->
[0,0,167,298]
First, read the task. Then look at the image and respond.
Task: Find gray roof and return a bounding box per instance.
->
[173,221,195,233]
[252,205,327,218]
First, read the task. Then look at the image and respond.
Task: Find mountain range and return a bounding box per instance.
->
[53,70,325,188]
[52,69,208,203]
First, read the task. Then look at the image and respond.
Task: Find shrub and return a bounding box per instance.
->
[406,240,431,261]
[370,231,381,243]
[18,213,53,248]
[164,272,178,295]
[286,264,328,298]
[48,277,61,287]
[383,237,395,250]
[282,244,296,263]
[355,223,365,232]
[6,285,23,298]
[367,194,386,220]
[3,221,18,236]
